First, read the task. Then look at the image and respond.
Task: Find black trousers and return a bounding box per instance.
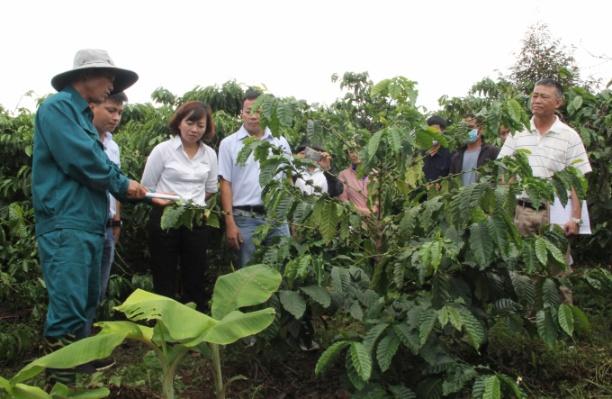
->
[147,208,208,311]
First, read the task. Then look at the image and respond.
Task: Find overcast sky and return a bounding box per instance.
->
[2,0,610,113]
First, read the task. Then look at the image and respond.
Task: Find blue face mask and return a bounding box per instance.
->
[467,129,479,143]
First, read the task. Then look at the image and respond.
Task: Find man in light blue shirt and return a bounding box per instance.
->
[218,90,291,266]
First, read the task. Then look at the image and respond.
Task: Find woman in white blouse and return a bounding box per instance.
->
[141,101,218,310]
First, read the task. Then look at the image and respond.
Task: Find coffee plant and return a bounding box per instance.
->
[0,73,609,398]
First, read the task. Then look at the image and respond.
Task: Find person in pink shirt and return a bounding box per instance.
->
[338,147,373,216]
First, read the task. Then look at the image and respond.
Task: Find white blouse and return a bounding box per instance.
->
[141,136,218,206]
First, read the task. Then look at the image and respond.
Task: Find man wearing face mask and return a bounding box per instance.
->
[449,115,499,186]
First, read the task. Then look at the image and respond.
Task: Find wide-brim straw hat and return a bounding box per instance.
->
[51,49,138,94]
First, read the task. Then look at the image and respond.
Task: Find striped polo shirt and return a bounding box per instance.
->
[497,116,591,178]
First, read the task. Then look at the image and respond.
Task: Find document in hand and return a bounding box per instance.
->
[549,196,591,234]
[144,192,182,201]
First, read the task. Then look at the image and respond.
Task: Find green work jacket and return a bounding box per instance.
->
[32,86,129,236]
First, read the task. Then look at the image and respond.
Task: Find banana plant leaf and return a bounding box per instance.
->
[211,264,282,320]
[203,309,277,345]
[12,332,128,383]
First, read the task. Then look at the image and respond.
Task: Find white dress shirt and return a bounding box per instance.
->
[295,167,328,195]
[218,125,291,206]
[141,135,218,206]
[102,132,120,218]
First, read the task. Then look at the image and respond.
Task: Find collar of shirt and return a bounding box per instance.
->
[171,135,184,150]
[102,131,112,145]
[169,134,206,155]
[63,86,93,119]
[61,86,98,143]
[529,115,562,136]
[237,125,274,142]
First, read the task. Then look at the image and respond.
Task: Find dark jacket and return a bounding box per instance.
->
[423,147,451,181]
[324,171,344,198]
[449,144,499,175]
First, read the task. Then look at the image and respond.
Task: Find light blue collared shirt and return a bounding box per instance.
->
[218,125,291,206]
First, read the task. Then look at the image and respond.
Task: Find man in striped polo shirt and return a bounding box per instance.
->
[497,78,591,236]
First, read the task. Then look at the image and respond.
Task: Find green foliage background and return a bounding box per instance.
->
[0,67,610,397]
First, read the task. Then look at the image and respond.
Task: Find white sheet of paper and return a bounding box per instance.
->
[145,192,182,201]
[549,196,591,234]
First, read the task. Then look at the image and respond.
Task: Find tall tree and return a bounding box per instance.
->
[510,22,581,93]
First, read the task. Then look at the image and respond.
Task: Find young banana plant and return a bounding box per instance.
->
[1,264,282,399]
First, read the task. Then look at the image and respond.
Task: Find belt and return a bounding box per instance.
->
[234,205,266,214]
[107,219,123,228]
[517,199,546,211]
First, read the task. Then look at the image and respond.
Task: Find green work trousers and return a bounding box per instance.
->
[37,228,103,339]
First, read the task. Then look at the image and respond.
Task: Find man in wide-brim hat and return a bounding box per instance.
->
[32,49,150,384]
[50,49,138,95]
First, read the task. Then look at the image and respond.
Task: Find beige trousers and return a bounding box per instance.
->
[514,204,549,235]
[514,204,573,304]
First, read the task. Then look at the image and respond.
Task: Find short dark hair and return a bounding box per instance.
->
[107,92,128,104]
[426,115,448,130]
[90,92,127,106]
[242,88,263,109]
[535,78,564,99]
[464,113,484,126]
[168,101,215,142]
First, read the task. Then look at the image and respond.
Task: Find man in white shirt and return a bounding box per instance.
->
[218,90,292,266]
[91,92,127,306]
[497,78,591,236]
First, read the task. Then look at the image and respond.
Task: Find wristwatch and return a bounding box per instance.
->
[571,217,582,225]
[110,219,123,228]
